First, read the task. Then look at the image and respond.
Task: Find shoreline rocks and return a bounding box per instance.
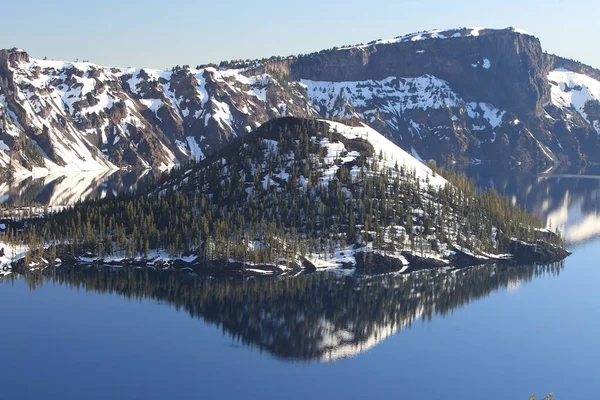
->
[6,238,571,277]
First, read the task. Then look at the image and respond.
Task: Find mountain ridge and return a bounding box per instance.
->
[1,27,600,177]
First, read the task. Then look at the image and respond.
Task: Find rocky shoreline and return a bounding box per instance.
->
[5,237,570,277]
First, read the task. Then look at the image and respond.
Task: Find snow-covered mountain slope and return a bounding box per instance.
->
[325,120,447,187]
[2,26,600,176]
[302,75,462,118]
[0,48,313,176]
[302,76,534,164]
[160,117,445,199]
[549,68,600,133]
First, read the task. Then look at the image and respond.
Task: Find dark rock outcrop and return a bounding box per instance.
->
[447,246,488,267]
[259,29,550,117]
[506,239,571,264]
[354,251,408,273]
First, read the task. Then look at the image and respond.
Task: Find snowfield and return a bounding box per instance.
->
[302,74,513,150]
[0,242,29,276]
[549,68,600,132]
[302,76,462,116]
[325,120,447,187]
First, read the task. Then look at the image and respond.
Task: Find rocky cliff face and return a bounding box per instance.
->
[260,28,550,116]
[0,49,314,176]
[1,27,600,175]
[252,28,600,168]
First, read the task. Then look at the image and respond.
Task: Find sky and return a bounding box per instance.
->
[1,0,598,69]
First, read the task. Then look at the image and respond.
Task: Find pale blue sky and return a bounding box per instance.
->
[1,0,597,69]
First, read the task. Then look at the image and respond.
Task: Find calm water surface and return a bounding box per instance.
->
[1,173,599,399]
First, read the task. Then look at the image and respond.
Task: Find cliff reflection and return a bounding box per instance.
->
[459,166,600,246]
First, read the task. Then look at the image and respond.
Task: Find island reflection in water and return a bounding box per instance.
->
[7,261,564,362]
[1,169,593,363]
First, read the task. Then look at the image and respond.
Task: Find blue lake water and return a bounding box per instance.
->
[1,174,599,400]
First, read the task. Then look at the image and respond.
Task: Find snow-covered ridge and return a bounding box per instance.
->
[339,27,531,50]
[3,31,598,175]
[0,83,116,176]
[549,68,600,132]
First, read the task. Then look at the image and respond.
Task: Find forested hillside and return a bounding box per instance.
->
[4,117,566,274]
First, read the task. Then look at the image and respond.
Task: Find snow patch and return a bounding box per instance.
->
[549,68,600,131]
[324,121,446,188]
[186,136,204,161]
[338,27,526,50]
